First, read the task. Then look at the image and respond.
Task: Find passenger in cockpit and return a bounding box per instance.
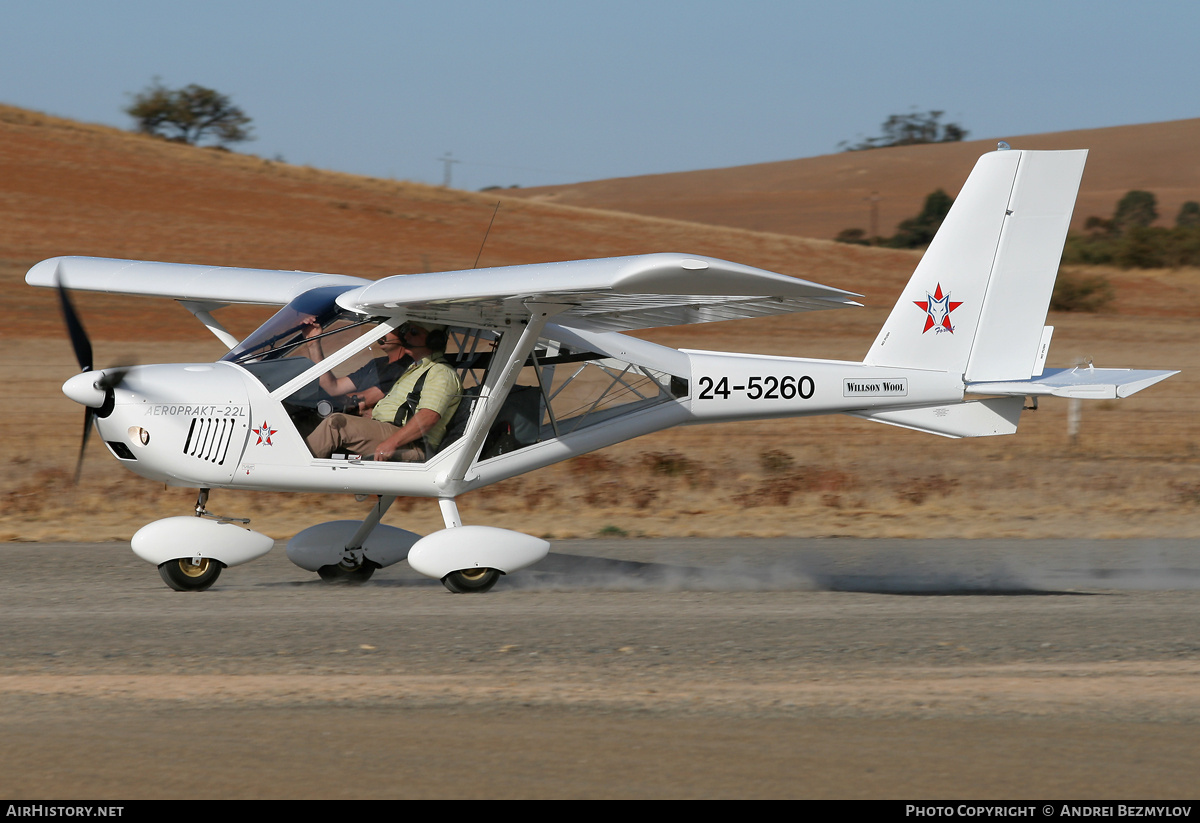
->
[305,322,462,462]
[303,324,410,414]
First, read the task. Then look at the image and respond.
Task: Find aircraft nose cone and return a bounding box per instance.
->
[62,371,106,408]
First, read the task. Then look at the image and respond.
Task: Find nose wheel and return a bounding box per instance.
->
[158,557,224,591]
[441,567,501,593]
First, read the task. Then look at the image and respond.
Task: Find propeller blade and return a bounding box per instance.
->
[55,268,106,484]
[75,407,94,484]
[54,271,93,373]
[95,366,130,391]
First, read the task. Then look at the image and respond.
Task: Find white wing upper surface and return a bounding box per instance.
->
[28,253,860,332]
[336,253,861,332]
[26,256,370,306]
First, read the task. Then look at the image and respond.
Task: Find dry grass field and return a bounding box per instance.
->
[511,119,1200,242]
[2,104,1198,544]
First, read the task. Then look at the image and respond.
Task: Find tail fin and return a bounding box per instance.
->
[864,148,1087,382]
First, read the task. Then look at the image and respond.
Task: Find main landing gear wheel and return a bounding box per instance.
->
[317,558,379,585]
[441,567,501,593]
[158,557,224,591]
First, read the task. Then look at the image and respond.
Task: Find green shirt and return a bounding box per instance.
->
[371,354,462,448]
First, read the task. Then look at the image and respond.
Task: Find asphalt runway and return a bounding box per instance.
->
[1,538,1197,799]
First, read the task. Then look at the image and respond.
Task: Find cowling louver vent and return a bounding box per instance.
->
[183,417,236,464]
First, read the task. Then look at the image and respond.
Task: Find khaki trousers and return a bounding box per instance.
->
[305,413,425,461]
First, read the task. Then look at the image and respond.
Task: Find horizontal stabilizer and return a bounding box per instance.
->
[968,367,1179,399]
[847,397,1024,439]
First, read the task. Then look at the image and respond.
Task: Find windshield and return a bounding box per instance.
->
[221,286,372,366]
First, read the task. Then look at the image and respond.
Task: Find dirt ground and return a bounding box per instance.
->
[1,539,1197,799]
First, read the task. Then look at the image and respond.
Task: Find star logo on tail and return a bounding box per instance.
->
[914,283,962,333]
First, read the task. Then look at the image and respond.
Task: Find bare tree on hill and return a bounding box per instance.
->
[125,80,253,148]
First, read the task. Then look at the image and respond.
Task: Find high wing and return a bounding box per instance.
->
[29,253,860,334]
[335,253,862,332]
[25,256,370,305]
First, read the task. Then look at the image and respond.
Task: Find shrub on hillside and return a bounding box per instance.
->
[839,110,969,151]
[1063,190,1200,269]
[833,228,872,246]
[835,189,954,249]
[1176,201,1200,227]
[1050,270,1115,312]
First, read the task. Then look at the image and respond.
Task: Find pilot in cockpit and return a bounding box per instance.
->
[305,322,462,462]
[303,323,410,415]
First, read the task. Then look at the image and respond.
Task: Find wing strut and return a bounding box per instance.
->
[179,301,240,349]
[434,303,566,496]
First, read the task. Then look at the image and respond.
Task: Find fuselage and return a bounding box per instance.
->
[79,328,967,499]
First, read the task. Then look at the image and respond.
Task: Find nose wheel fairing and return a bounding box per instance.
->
[132,516,274,586]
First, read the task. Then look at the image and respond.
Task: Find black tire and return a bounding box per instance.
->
[317,558,378,584]
[441,567,501,593]
[158,557,224,591]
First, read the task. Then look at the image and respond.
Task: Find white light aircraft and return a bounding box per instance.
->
[28,147,1177,592]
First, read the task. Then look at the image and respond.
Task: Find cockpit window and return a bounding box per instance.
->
[221,286,371,366]
[222,286,383,394]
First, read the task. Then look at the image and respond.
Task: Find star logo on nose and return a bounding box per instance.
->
[252,421,277,446]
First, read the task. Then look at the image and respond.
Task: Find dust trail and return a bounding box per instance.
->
[511,554,819,592]
[506,542,1200,593]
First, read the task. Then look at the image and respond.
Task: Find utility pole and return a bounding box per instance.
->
[438,152,461,188]
[866,191,881,240]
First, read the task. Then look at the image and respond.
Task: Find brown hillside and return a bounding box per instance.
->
[1,103,1197,544]
[0,104,913,342]
[509,120,1200,241]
